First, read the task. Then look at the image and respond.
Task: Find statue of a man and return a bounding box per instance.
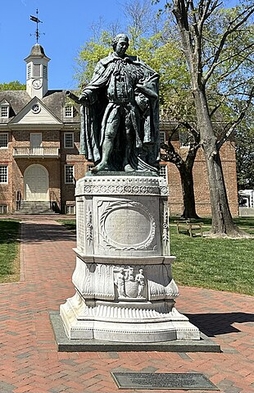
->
[79,33,160,173]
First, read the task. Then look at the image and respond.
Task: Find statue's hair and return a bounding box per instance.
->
[112,34,129,50]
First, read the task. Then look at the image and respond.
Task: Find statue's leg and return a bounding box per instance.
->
[92,108,120,173]
[123,110,135,172]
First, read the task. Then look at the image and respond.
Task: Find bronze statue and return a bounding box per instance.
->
[76,34,160,174]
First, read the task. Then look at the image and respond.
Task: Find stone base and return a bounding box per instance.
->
[51,312,221,352]
[59,174,201,344]
[60,292,200,342]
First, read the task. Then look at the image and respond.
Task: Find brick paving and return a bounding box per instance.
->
[0,216,253,393]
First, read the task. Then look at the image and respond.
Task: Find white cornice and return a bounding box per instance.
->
[7,123,64,131]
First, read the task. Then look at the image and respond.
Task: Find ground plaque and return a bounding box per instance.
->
[111,372,219,390]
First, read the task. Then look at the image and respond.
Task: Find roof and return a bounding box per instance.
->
[30,43,46,57]
[0,90,80,124]
[24,43,50,61]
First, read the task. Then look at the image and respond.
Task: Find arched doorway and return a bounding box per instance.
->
[24,164,49,201]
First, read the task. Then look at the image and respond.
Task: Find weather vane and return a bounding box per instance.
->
[30,9,44,43]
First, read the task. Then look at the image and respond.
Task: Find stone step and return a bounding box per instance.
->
[15,201,56,215]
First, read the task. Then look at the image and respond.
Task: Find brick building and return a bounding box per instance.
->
[0,43,238,216]
[163,142,238,217]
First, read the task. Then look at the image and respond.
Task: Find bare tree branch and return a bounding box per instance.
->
[204,5,254,83]
[198,0,221,34]
[217,86,254,149]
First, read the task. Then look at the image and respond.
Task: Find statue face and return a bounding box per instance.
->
[115,39,128,57]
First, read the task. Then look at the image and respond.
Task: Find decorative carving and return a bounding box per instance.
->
[77,198,85,250]
[86,206,93,244]
[115,268,126,297]
[99,200,156,251]
[114,266,147,300]
[162,209,169,243]
[80,176,164,196]
[66,291,178,323]
[135,268,146,298]
[165,278,179,298]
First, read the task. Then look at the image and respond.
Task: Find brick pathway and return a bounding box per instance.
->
[0,216,253,393]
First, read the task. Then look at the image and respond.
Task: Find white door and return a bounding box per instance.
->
[24,164,49,201]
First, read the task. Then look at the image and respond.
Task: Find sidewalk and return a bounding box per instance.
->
[0,216,253,393]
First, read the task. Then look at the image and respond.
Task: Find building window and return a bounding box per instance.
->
[160,132,166,145]
[65,165,74,184]
[1,104,9,118]
[0,165,8,183]
[0,205,7,214]
[64,105,74,118]
[0,133,8,148]
[65,204,75,214]
[179,130,194,147]
[159,164,168,180]
[64,132,74,148]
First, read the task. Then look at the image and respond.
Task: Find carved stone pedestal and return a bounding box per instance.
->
[60,174,200,342]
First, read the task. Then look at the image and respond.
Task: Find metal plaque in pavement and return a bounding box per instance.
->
[111,372,219,390]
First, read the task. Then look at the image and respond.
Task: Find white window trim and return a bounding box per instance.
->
[64,132,74,148]
[64,105,74,118]
[0,104,9,118]
[0,205,8,214]
[160,131,166,144]
[0,165,8,184]
[179,130,195,148]
[0,133,8,148]
[65,204,76,214]
[64,164,74,184]
[159,164,168,181]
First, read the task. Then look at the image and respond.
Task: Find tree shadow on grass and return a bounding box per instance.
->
[186,312,254,337]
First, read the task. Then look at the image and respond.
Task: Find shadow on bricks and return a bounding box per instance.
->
[22,222,76,243]
[186,312,254,336]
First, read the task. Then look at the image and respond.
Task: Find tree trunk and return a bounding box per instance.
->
[179,165,199,219]
[171,0,248,236]
[194,90,240,235]
[161,141,200,219]
[205,148,238,234]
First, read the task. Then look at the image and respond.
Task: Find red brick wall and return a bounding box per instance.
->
[60,130,86,212]
[167,141,238,217]
[0,132,13,212]
[0,128,238,216]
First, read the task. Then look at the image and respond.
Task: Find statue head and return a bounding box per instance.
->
[112,34,129,53]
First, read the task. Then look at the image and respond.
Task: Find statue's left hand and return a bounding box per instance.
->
[136,83,158,99]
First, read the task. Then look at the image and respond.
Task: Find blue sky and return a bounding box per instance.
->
[0,0,241,90]
[0,0,140,90]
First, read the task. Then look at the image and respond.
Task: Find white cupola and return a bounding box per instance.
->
[24,43,50,99]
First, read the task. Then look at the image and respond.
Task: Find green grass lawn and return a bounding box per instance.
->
[0,220,20,283]
[0,217,253,295]
[60,217,254,296]
[170,218,254,295]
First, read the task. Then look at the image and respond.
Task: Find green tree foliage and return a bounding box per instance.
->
[77,31,113,86]
[0,81,25,90]
[76,0,254,229]
[162,0,254,235]
[77,29,190,112]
